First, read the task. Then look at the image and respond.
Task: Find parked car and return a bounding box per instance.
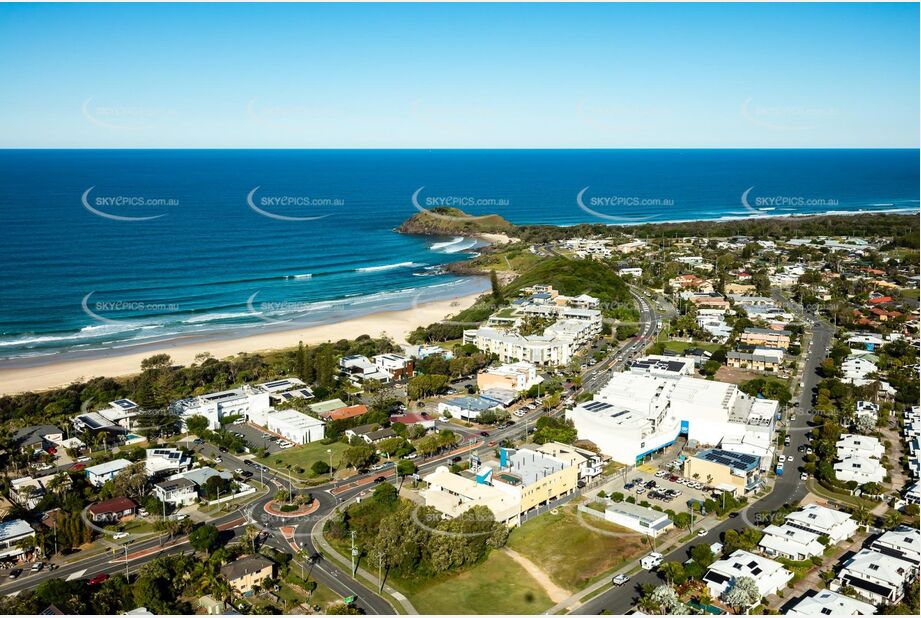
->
[373,476,387,483]
[8,568,22,579]
[31,562,44,572]
[611,573,629,586]
[697,528,708,537]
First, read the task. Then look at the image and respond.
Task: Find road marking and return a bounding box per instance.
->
[65,569,86,581]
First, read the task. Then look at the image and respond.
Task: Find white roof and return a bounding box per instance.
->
[785,503,854,531]
[788,590,876,616]
[268,409,325,429]
[841,548,914,587]
[86,458,133,476]
[759,524,824,556]
[0,519,34,542]
[707,549,790,581]
[871,526,921,563]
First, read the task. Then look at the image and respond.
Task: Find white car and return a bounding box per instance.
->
[113,532,129,540]
[697,528,708,537]
[800,472,808,481]
[787,455,794,462]
[171,513,188,522]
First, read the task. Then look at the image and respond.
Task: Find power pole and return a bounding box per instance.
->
[350,531,358,576]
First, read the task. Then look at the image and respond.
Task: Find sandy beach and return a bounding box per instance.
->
[0,293,482,396]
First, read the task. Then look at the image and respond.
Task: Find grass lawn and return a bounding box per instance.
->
[662,340,722,354]
[806,479,878,510]
[411,551,554,614]
[257,441,349,479]
[506,503,648,591]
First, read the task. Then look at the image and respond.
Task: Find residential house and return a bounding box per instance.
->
[787,590,876,616]
[220,555,275,595]
[784,504,858,544]
[477,361,542,393]
[438,396,501,421]
[758,524,825,560]
[832,548,915,605]
[13,425,63,453]
[87,497,138,523]
[703,549,793,601]
[870,526,921,568]
[153,477,198,506]
[144,448,192,476]
[372,353,415,381]
[0,519,35,560]
[739,328,792,350]
[85,459,134,487]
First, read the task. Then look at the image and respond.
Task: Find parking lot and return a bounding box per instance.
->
[229,422,283,453]
[603,463,714,506]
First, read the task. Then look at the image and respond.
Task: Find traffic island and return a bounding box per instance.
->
[263,498,320,518]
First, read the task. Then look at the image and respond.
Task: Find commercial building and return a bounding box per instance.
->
[683,449,763,496]
[534,441,604,480]
[264,410,325,445]
[493,447,579,513]
[582,500,673,538]
[438,396,501,421]
[421,466,521,525]
[85,458,134,487]
[787,590,876,616]
[703,549,793,601]
[568,371,778,465]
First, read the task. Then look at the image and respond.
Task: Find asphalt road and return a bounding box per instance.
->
[576,307,834,615]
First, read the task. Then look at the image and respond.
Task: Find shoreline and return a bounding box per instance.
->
[0,292,483,396]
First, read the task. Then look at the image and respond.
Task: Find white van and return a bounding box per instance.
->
[640,552,663,570]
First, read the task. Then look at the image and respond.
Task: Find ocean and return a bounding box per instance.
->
[0,149,917,366]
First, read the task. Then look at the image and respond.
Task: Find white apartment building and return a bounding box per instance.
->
[171,384,271,430]
[784,504,858,544]
[618,267,643,278]
[703,549,793,601]
[372,353,414,380]
[476,361,542,392]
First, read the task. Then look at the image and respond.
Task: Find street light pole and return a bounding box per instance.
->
[328,448,333,483]
[350,531,358,577]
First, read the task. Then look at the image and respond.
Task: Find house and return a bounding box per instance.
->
[308,398,349,417]
[317,404,367,422]
[618,267,643,278]
[438,396,501,421]
[153,477,198,506]
[725,282,757,295]
[87,497,138,523]
[836,435,885,460]
[389,413,436,431]
[683,449,763,496]
[477,361,543,392]
[584,500,673,538]
[10,473,71,510]
[834,456,886,485]
[855,401,880,425]
[220,555,275,595]
[403,344,453,360]
[258,378,314,404]
[13,425,64,453]
[339,355,392,383]
[144,448,192,476]
[784,504,857,544]
[739,328,792,350]
[787,590,876,616]
[85,459,134,487]
[832,548,915,605]
[870,526,921,567]
[372,353,415,381]
[0,519,35,560]
[263,410,325,444]
[177,466,234,489]
[703,549,793,601]
[344,424,398,445]
[758,524,824,560]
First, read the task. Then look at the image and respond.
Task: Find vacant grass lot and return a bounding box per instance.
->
[257,441,348,479]
[411,550,554,614]
[506,503,648,591]
[662,340,723,354]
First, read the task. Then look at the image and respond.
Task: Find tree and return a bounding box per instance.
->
[342,444,375,470]
[723,576,760,612]
[396,459,417,478]
[189,523,220,555]
[311,460,330,476]
[490,270,504,304]
[296,341,307,382]
[185,415,210,437]
[657,561,686,585]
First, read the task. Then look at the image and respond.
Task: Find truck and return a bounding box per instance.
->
[776,461,785,475]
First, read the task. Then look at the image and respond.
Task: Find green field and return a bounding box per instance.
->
[257,441,349,479]
[506,503,648,590]
[662,340,722,354]
[411,551,554,615]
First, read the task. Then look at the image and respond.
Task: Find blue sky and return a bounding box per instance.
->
[0,2,917,148]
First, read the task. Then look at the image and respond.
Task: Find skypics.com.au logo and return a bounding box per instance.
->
[576,187,665,223]
[246,187,343,222]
